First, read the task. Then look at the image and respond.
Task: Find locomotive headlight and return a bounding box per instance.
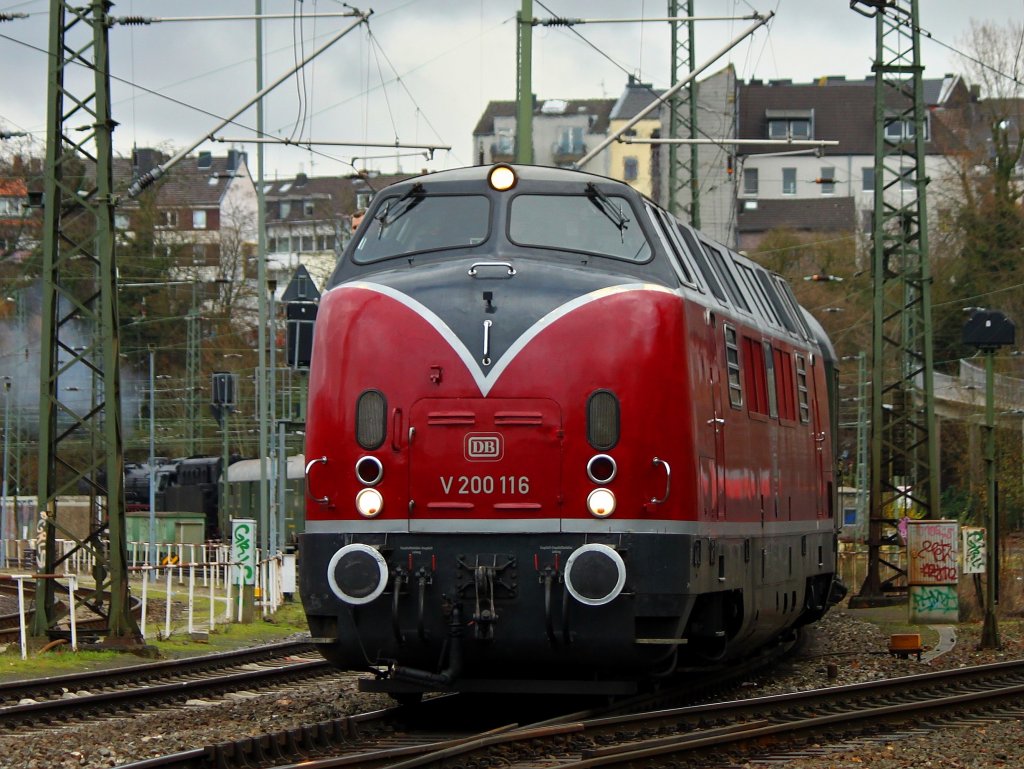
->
[488,164,517,191]
[355,488,384,517]
[587,488,616,518]
[355,455,384,486]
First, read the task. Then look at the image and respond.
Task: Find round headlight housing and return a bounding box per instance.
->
[488,164,517,191]
[355,488,384,517]
[587,488,616,518]
[587,454,617,484]
[355,456,384,486]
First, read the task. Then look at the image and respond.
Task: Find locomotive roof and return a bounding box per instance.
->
[377,164,639,194]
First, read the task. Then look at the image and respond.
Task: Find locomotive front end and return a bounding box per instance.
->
[299,165,696,695]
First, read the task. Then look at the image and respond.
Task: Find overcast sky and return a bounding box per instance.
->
[1,0,1021,180]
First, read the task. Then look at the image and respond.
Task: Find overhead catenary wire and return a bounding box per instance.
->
[127,9,370,197]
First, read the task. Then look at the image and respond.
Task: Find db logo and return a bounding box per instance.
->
[465,433,503,461]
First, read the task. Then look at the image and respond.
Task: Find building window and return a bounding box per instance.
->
[0,197,22,215]
[279,200,291,219]
[193,210,207,229]
[884,116,929,142]
[862,167,874,192]
[156,210,178,228]
[494,129,514,156]
[303,199,315,216]
[623,156,639,181]
[725,326,743,408]
[782,167,796,195]
[819,167,835,195]
[768,117,811,140]
[356,192,372,210]
[114,213,130,230]
[555,125,585,155]
[743,168,759,196]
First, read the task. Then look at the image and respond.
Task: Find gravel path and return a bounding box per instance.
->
[0,606,1021,768]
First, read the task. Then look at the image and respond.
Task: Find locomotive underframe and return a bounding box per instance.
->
[299,527,837,695]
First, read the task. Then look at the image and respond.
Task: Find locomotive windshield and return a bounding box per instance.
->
[352,194,490,263]
[509,194,652,262]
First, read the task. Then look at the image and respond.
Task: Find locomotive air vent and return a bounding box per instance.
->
[587,390,620,450]
[356,390,387,450]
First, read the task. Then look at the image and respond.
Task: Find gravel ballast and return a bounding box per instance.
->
[0,606,1021,769]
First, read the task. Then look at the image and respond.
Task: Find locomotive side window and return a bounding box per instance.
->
[701,241,751,313]
[774,348,797,422]
[510,194,652,262]
[673,221,727,304]
[756,270,799,335]
[775,275,815,341]
[724,326,743,408]
[735,262,781,328]
[742,336,769,415]
[796,355,811,423]
[647,205,697,286]
[352,194,490,263]
[763,341,779,419]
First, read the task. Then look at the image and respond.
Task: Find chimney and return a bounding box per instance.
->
[295,172,308,187]
[132,147,161,176]
[197,151,213,169]
[226,149,244,172]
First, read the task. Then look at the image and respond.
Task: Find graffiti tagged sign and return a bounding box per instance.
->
[961,526,986,575]
[907,520,959,585]
[907,520,959,624]
[231,518,257,586]
[910,584,959,622]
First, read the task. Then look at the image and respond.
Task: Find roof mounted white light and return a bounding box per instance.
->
[488,164,517,191]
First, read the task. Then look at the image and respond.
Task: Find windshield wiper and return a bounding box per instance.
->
[375,183,426,238]
[585,182,630,239]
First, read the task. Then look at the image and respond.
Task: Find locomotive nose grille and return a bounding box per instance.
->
[409,397,562,524]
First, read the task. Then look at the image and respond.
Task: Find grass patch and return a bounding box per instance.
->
[0,601,311,682]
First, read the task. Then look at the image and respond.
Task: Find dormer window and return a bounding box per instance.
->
[885,116,929,142]
[766,109,813,140]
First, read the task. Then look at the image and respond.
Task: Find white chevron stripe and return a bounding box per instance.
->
[341,280,678,396]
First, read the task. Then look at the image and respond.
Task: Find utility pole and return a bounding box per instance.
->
[515,0,534,164]
[36,0,140,643]
[850,0,939,606]
[667,0,699,225]
[185,280,199,454]
[962,309,1015,649]
[255,0,271,557]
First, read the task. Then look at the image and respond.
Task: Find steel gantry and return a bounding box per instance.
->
[851,0,940,605]
[35,0,140,642]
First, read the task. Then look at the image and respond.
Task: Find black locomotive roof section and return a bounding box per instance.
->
[327,164,679,289]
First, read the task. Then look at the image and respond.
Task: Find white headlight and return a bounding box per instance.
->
[587,488,616,518]
[355,488,384,517]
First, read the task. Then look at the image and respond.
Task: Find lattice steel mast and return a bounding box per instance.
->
[852,0,939,604]
[35,0,140,642]
[667,0,699,225]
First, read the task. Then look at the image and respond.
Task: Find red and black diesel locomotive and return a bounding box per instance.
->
[299,163,843,697]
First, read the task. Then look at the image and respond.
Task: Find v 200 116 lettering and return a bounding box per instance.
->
[439,475,531,495]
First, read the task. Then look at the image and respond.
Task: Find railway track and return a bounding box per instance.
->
[0,639,333,728]
[112,657,1024,769]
